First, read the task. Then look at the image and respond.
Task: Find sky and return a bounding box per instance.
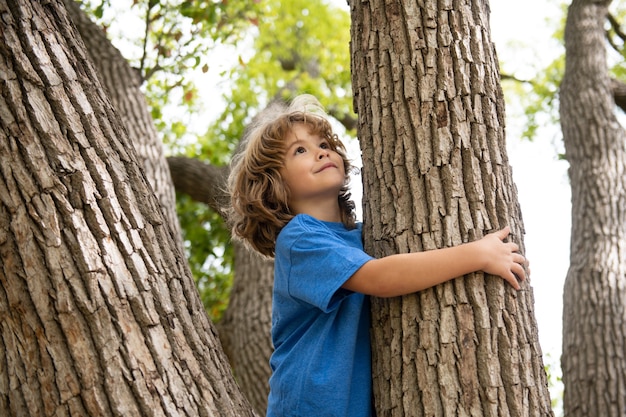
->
[489,0,569,359]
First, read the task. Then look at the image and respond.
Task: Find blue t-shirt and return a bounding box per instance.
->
[267,214,375,417]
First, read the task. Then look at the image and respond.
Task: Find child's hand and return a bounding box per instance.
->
[479,226,528,290]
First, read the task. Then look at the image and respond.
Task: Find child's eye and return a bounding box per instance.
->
[295,146,306,154]
[320,142,330,149]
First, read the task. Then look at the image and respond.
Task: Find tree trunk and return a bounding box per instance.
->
[0,1,256,415]
[217,243,273,415]
[349,0,554,415]
[560,0,626,416]
[62,3,275,414]
[62,0,182,241]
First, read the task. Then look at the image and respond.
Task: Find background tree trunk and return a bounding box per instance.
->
[217,244,273,415]
[0,1,256,415]
[349,0,554,415]
[560,0,626,416]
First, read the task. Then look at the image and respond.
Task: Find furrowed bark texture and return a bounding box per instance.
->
[217,243,274,415]
[61,3,274,413]
[560,0,626,416]
[0,1,256,415]
[349,0,554,415]
[60,0,182,242]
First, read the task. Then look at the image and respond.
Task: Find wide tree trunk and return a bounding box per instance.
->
[560,0,626,416]
[350,0,554,415]
[62,3,275,413]
[62,0,181,241]
[0,1,256,415]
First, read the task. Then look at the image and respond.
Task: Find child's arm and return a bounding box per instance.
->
[343,226,526,297]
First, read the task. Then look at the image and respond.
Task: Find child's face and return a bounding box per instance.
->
[280,123,346,214]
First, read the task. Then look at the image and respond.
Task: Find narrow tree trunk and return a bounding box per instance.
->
[0,1,256,415]
[560,0,626,416]
[217,243,273,415]
[349,0,553,415]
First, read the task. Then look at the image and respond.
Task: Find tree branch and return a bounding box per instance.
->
[611,77,626,113]
[167,156,230,215]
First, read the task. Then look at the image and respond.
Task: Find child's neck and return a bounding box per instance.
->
[292,200,342,223]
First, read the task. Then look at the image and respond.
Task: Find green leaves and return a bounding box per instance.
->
[177,194,233,320]
[81,0,355,320]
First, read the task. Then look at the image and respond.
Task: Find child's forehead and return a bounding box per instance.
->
[284,122,331,145]
[287,118,331,137]
[288,121,316,136]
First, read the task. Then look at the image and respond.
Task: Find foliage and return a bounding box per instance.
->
[519,56,565,142]
[206,0,354,149]
[498,0,567,145]
[544,352,564,417]
[80,0,262,149]
[82,0,259,77]
[500,0,626,151]
[81,0,353,320]
[177,194,233,319]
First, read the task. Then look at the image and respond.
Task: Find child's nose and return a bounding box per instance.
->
[318,150,329,159]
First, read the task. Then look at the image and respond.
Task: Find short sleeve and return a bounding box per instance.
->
[276,216,374,313]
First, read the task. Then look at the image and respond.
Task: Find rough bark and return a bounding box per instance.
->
[0,1,256,415]
[349,0,553,415]
[167,155,275,415]
[61,3,275,414]
[62,0,182,241]
[217,244,274,415]
[560,0,626,416]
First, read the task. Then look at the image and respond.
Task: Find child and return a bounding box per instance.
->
[227,94,527,417]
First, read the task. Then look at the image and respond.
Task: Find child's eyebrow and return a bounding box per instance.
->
[284,139,306,153]
[285,137,324,153]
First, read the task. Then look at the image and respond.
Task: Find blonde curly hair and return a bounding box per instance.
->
[227,94,356,258]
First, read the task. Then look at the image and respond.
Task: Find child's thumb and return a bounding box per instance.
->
[495,226,511,240]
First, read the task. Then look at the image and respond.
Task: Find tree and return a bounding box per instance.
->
[61,0,182,243]
[0,1,256,415]
[349,0,554,415]
[560,0,626,416]
[0,0,563,416]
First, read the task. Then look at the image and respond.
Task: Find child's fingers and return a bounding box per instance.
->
[507,241,520,253]
[504,270,522,290]
[512,261,526,282]
[509,253,528,290]
[493,226,511,241]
